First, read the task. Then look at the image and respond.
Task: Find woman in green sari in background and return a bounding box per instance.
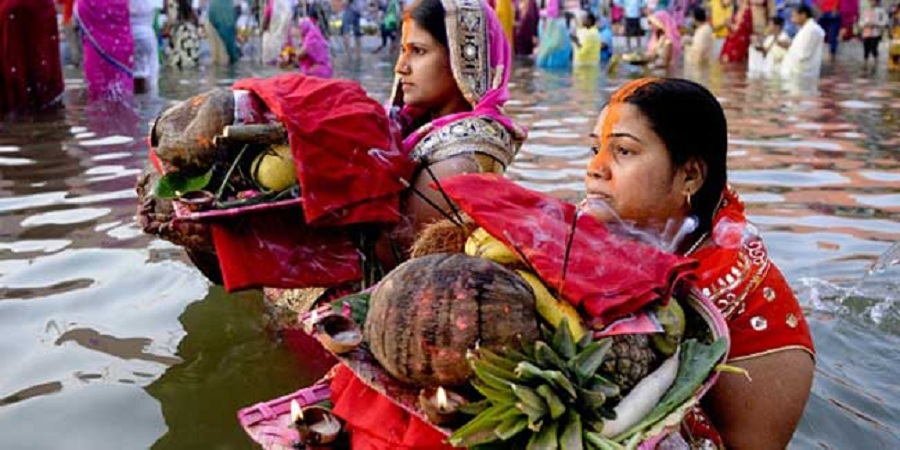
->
[206,0,240,65]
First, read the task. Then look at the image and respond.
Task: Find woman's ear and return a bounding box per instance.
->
[682,157,707,196]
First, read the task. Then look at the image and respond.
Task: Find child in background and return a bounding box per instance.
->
[859,0,888,68]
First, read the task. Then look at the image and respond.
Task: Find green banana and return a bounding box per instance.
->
[559,410,584,450]
[526,420,559,450]
[535,384,566,420]
[569,338,613,381]
[511,384,549,415]
[551,320,578,359]
[584,431,625,450]
[477,347,520,372]
[650,298,686,357]
[535,341,569,373]
[472,379,516,404]
[449,404,515,447]
[493,414,529,440]
[472,355,518,381]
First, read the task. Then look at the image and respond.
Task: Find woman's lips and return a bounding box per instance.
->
[586,192,612,203]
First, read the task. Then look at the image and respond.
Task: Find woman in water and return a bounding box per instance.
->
[583,77,815,449]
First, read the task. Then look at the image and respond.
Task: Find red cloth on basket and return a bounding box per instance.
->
[330,365,456,450]
[441,174,696,326]
[233,74,416,226]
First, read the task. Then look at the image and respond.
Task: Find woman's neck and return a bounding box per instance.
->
[432,95,472,120]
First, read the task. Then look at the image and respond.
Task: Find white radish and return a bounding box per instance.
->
[601,346,681,438]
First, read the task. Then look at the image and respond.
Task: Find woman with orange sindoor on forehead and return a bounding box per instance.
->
[583,78,815,449]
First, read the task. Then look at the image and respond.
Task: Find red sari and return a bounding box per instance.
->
[681,187,815,447]
[0,0,64,115]
[719,0,754,63]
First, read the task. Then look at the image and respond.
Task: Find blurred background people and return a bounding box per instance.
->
[0,0,64,115]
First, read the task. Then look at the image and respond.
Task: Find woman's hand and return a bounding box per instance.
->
[704,349,815,449]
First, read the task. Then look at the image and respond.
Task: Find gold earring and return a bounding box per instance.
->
[686,192,692,210]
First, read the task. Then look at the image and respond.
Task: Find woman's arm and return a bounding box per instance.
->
[405,154,480,237]
[704,349,815,449]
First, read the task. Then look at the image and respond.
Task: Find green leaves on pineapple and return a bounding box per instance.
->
[153,169,213,199]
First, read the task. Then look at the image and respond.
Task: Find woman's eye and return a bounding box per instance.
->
[616,146,634,156]
[590,146,599,155]
[412,47,425,55]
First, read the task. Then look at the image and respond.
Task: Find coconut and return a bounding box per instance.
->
[364,253,540,387]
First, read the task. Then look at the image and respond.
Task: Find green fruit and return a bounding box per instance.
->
[251,145,296,191]
[650,298,686,357]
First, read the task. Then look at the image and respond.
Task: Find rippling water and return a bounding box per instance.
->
[1,53,898,449]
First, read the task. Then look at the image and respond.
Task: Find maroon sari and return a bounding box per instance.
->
[0,0,64,114]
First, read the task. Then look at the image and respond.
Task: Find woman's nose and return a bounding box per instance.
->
[587,152,612,179]
[394,55,409,75]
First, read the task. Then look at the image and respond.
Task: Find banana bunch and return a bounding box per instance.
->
[465,227,589,340]
[449,321,626,450]
[464,227,521,265]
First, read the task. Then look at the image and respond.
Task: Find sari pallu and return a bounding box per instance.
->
[0,0,64,114]
[329,1,526,447]
[76,0,135,101]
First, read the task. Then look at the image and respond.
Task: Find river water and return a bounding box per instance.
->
[1,52,898,449]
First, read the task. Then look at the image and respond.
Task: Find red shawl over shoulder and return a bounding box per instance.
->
[690,187,814,361]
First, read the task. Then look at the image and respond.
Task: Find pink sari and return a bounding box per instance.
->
[647,10,683,67]
[392,0,523,158]
[76,0,134,101]
[297,18,332,78]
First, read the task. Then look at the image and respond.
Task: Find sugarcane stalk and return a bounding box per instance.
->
[218,123,287,145]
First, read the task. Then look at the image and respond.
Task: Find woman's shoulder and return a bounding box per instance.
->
[412,115,525,170]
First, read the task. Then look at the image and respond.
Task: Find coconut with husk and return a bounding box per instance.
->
[364,253,540,387]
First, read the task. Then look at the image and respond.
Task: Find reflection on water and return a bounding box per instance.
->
[1,54,899,449]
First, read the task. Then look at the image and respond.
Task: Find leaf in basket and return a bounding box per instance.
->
[613,338,727,441]
[153,169,214,199]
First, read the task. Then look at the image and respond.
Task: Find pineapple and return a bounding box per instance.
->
[599,334,658,394]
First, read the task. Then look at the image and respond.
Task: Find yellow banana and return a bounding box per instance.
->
[516,270,587,341]
[465,227,520,265]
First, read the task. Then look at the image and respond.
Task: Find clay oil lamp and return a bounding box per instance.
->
[310,312,362,355]
[418,386,466,426]
[290,400,341,446]
[178,190,216,212]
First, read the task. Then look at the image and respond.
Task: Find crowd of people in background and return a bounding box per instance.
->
[2,0,900,115]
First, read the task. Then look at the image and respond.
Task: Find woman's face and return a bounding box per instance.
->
[395,19,463,111]
[584,103,692,230]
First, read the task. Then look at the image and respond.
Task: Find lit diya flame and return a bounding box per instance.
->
[290,400,341,445]
[419,386,465,425]
[290,399,304,424]
[436,387,449,412]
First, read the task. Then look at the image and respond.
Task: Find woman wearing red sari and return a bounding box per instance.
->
[720,0,754,63]
[583,78,815,448]
[0,0,64,115]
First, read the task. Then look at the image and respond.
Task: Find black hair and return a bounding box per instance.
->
[773,16,784,27]
[585,12,597,28]
[796,4,813,18]
[623,79,727,234]
[410,0,449,48]
[692,7,707,23]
